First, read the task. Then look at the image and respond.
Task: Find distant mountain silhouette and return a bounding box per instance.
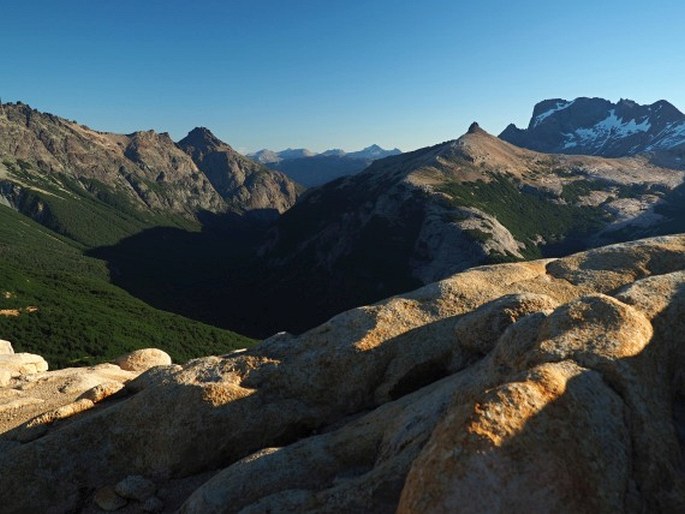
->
[249,144,401,186]
[346,144,402,160]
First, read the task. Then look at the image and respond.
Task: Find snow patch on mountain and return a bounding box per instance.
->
[562,110,652,152]
[500,97,685,162]
[532,100,575,127]
[648,121,685,150]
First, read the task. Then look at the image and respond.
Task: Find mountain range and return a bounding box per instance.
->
[0,102,299,246]
[2,97,685,358]
[246,120,684,334]
[250,147,317,163]
[3,95,685,512]
[250,144,401,164]
[249,144,402,186]
[500,97,685,168]
[0,101,303,364]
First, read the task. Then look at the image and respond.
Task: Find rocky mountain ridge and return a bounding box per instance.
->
[0,102,224,216]
[242,122,684,334]
[0,101,299,245]
[2,234,685,512]
[4,99,685,361]
[500,97,685,167]
[91,122,685,341]
[178,127,299,214]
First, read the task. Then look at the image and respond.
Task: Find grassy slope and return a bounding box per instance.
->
[0,205,254,368]
[4,158,198,247]
[441,174,608,259]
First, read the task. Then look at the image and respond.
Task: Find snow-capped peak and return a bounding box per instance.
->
[532,100,575,128]
[500,97,685,160]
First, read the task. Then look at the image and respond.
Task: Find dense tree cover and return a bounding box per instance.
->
[0,205,253,368]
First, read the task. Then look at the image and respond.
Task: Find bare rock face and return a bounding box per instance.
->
[0,352,48,386]
[0,103,226,217]
[0,353,168,441]
[0,103,300,230]
[178,127,300,214]
[114,348,172,372]
[0,339,14,354]
[397,295,654,513]
[412,204,525,284]
[2,236,685,512]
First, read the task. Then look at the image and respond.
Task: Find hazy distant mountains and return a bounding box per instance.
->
[250,144,401,164]
[251,148,317,163]
[249,144,402,186]
[345,144,403,161]
[500,97,685,167]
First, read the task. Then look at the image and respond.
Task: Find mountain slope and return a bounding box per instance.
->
[0,102,300,245]
[500,97,685,166]
[88,123,685,340]
[178,128,300,214]
[245,123,683,333]
[0,204,253,368]
[0,155,202,247]
[0,102,267,366]
[0,101,226,214]
[0,102,221,245]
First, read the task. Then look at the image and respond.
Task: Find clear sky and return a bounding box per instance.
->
[2,0,684,153]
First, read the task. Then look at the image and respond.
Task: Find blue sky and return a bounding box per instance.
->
[2,0,684,153]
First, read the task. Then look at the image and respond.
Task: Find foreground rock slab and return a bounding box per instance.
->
[2,236,685,512]
[0,352,169,439]
[114,348,172,372]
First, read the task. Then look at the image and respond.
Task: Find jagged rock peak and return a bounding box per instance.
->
[499,97,685,159]
[177,127,299,214]
[467,121,484,134]
[179,126,231,151]
[0,102,230,218]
